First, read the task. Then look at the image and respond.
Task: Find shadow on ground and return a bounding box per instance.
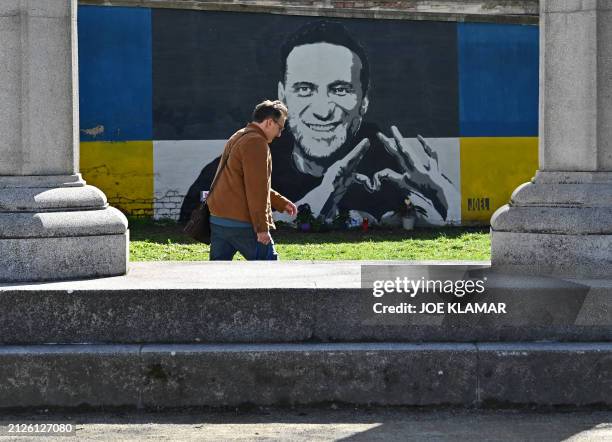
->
[0,407,610,441]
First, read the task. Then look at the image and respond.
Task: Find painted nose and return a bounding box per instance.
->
[310,92,334,121]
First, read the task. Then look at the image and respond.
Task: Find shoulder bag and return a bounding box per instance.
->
[183,129,250,243]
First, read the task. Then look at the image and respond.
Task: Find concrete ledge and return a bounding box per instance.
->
[0,345,141,408]
[479,343,612,407]
[141,343,477,407]
[0,262,610,343]
[0,342,610,409]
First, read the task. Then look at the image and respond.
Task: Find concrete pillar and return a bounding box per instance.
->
[0,0,128,281]
[491,0,612,278]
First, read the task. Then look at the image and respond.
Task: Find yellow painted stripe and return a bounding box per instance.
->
[80,140,154,216]
[460,137,538,223]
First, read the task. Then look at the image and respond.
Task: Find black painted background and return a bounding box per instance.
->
[152,10,459,140]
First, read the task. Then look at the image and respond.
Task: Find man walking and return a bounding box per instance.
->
[206,100,297,260]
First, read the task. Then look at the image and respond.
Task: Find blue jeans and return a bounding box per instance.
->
[210,224,278,261]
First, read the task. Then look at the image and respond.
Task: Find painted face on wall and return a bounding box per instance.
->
[279,42,369,160]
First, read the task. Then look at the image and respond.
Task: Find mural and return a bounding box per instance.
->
[178,20,461,225]
[77,5,539,225]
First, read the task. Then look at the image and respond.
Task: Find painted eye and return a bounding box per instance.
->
[295,85,314,97]
[331,86,352,96]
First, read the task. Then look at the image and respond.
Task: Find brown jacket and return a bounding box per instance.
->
[207,123,290,233]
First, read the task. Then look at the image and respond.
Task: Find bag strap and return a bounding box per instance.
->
[207,127,255,199]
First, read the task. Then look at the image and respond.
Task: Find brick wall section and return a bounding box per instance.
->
[79,1,539,24]
[153,191,185,220]
[107,194,185,219]
[105,195,182,219]
[107,197,155,218]
[328,0,536,11]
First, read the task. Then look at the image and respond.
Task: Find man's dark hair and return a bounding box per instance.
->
[280,21,370,95]
[252,99,288,123]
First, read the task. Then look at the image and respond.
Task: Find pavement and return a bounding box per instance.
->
[0,408,611,441]
[0,260,490,290]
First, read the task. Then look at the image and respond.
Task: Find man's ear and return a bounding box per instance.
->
[278,81,286,102]
[360,95,369,116]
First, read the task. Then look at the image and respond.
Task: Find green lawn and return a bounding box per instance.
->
[129,219,491,261]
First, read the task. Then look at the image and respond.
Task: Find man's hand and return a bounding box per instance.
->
[257,231,272,245]
[365,127,458,221]
[376,126,444,187]
[296,138,371,219]
[284,201,297,217]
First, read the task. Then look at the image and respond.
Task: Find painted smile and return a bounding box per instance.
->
[304,122,341,132]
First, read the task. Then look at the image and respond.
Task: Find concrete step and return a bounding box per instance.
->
[0,342,610,409]
[0,262,610,344]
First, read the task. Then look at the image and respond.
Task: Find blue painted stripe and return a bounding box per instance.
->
[78,6,152,141]
[458,22,539,137]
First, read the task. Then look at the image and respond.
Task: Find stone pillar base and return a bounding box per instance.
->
[0,233,128,282]
[491,171,612,279]
[0,174,129,282]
